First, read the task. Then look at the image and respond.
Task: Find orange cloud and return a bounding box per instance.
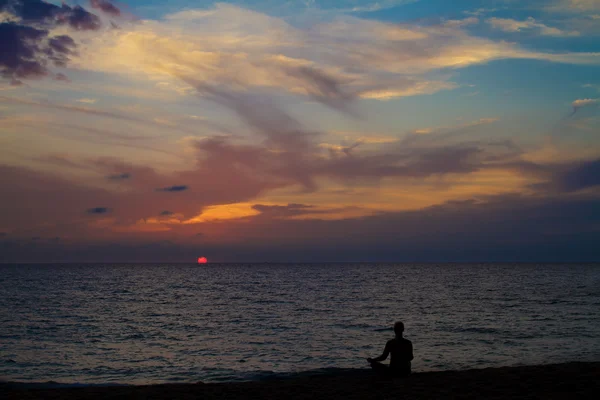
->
[183,203,261,224]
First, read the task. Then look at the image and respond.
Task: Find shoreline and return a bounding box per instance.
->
[2,362,599,399]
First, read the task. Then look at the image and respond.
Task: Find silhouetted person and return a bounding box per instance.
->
[367,321,413,377]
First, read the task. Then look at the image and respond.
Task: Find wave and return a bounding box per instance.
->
[0,380,132,389]
[199,367,371,383]
[0,368,371,387]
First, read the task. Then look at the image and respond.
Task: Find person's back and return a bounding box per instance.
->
[367,321,413,377]
[387,336,413,374]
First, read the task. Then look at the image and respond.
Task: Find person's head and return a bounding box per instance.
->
[394,321,404,336]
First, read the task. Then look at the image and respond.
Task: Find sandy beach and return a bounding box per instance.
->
[2,362,598,399]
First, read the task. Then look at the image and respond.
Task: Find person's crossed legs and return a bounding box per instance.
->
[368,360,409,378]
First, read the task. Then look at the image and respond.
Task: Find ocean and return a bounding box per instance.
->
[1,263,599,385]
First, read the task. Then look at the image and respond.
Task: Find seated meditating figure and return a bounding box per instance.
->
[367,321,413,377]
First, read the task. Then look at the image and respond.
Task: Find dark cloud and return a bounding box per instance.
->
[47,35,76,66]
[283,65,356,113]
[183,79,319,148]
[107,172,130,180]
[547,159,600,192]
[63,5,101,31]
[1,0,57,23]
[316,144,488,183]
[0,1,106,83]
[87,207,110,214]
[0,23,49,80]
[406,145,484,176]
[54,72,69,81]
[0,22,76,82]
[156,185,188,192]
[1,0,101,31]
[159,210,174,216]
[90,0,120,17]
[193,135,317,191]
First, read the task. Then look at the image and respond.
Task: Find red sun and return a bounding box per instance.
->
[197,256,208,264]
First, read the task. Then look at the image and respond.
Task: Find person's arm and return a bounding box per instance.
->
[408,341,414,361]
[367,341,390,362]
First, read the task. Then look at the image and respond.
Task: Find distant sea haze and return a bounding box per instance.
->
[1,263,599,384]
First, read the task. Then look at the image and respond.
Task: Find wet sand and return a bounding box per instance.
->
[2,362,598,399]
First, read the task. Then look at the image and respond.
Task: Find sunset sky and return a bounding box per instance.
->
[1,0,599,262]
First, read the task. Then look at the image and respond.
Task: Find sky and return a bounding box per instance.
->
[1,0,599,262]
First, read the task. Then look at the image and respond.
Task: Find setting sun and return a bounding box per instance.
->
[197,257,208,264]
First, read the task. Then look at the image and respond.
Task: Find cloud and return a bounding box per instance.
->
[3,106,533,201]
[549,0,600,12]
[183,202,261,223]
[70,3,599,110]
[176,95,508,201]
[357,80,458,100]
[281,65,355,112]
[543,158,600,192]
[156,185,189,192]
[87,207,110,214]
[1,0,101,30]
[9,119,183,160]
[35,154,90,171]
[249,203,372,220]
[63,4,102,30]
[54,72,69,81]
[487,17,580,37]
[343,0,419,13]
[0,96,232,143]
[252,203,315,218]
[3,193,600,262]
[583,83,600,91]
[0,109,593,257]
[0,155,287,241]
[0,1,111,83]
[47,35,77,65]
[317,144,491,182]
[184,115,521,192]
[0,95,156,123]
[90,0,121,17]
[571,98,598,115]
[0,23,76,82]
[159,210,174,216]
[443,17,480,28]
[107,172,130,180]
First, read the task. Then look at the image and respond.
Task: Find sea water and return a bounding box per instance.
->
[1,263,599,384]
